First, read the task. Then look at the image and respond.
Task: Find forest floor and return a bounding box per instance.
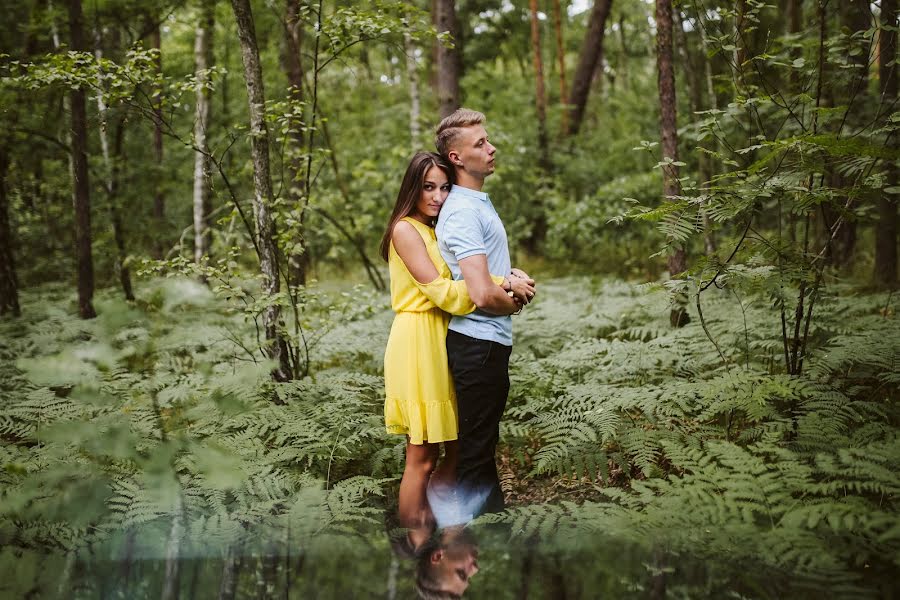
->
[1,275,898,598]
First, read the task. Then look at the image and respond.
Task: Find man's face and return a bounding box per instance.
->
[451,125,496,180]
[429,539,479,596]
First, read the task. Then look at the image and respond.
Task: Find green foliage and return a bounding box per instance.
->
[0,280,392,597]
[487,277,899,591]
[1,273,897,596]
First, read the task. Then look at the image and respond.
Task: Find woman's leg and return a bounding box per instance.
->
[398,441,439,529]
[430,440,458,491]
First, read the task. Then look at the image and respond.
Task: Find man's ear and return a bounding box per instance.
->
[448,150,462,167]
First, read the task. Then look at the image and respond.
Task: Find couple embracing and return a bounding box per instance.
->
[380,109,536,569]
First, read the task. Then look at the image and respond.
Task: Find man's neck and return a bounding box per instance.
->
[455,171,484,191]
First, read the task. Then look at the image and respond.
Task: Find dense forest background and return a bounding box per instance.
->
[1,0,898,598]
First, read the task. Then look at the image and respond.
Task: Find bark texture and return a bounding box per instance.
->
[404,31,421,148]
[94,34,134,301]
[217,548,241,600]
[159,496,183,600]
[655,0,688,326]
[876,0,899,288]
[232,0,293,380]
[434,0,461,118]
[152,21,165,259]
[566,0,613,135]
[110,119,134,300]
[193,3,214,273]
[551,0,568,133]
[0,145,19,316]
[529,0,549,170]
[282,0,310,286]
[69,0,96,319]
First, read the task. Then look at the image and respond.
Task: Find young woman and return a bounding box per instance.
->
[379,152,533,551]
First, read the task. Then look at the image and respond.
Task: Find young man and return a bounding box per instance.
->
[434,108,535,515]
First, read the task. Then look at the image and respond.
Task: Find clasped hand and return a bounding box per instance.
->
[508,268,536,308]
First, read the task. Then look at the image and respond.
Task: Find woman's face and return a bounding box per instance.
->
[414,165,451,221]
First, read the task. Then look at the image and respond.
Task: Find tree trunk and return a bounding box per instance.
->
[616,14,629,93]
[160,495,183,600]
[566,0,613,136]
[876,0,899,288]
[95,32,135,301]
[110,119,135,300]
[193,2,214,277]
[733,0,747,88]
[217,548,241,600]
[152,21,166,259]
[0,145,19,316]
[434,0,461,118]
[404,30,421,149]
[231,0,293,380]
[656,0,688,327]
[69,0,96,319]
[787,0,802,91]
[281,0,310,287]
[551,0,568,134]
[529,0,550,171]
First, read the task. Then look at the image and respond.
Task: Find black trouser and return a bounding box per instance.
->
[447,329,512,516]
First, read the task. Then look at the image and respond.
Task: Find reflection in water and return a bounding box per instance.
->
[387,523,480,599]
[2,516,893,599]
[386,441,500,599]
[415,526,479,598]
[388,471,486,598]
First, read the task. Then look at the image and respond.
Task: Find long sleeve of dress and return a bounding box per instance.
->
[414,274,506,316]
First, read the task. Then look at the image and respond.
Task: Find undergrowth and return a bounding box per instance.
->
[0,275,897,597]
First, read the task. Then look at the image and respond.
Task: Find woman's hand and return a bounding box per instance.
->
[507,275,536,305]
[510,267,532,281]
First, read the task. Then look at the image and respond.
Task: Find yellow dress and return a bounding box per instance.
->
[384,217,503,444]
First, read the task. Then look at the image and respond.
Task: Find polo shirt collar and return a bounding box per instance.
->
[450,184,489,202]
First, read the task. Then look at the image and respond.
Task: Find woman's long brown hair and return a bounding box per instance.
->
[379,151,455,261]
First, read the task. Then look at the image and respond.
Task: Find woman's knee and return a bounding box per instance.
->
[406,443,438,475]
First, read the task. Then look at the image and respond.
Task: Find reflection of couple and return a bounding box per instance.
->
[381,109,535,593]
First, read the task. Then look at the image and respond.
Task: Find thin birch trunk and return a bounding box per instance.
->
[152,21,166,259]
[282,0,310,287]
[217,545,242,600]
[231,0,293,381]
[876,0,899,288]
[94,32,135,301]
[160,494,183,600]
[193,3,214,276]
[403,31,421,149]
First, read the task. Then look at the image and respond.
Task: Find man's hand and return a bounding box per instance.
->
[509,267,536,304]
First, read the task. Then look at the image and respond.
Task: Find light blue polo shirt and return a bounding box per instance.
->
[436,184,512,346]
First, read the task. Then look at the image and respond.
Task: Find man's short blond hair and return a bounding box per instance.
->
[435,108,486,158]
